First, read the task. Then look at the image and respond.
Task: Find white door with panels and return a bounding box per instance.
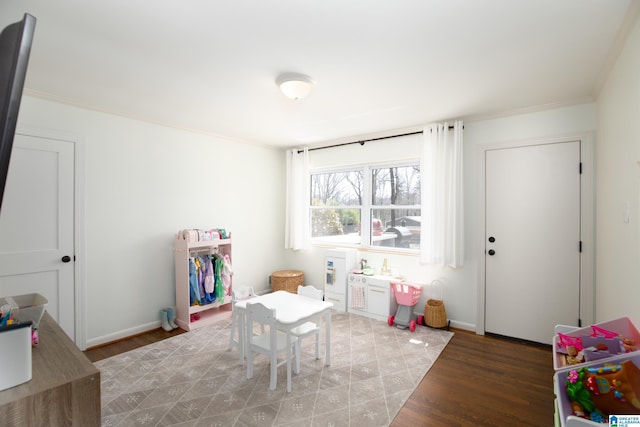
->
[0,133,76,340]
[484,140,581,345]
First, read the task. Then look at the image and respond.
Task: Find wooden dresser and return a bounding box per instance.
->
[0,312,100,426]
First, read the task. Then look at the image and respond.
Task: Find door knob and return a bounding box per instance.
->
[488,250,496,256]
[61,255,72,263]
[488,236,495,243]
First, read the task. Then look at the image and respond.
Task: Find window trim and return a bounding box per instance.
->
[309,160,420,253]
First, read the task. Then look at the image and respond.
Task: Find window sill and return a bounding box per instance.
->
[310,240,419,256]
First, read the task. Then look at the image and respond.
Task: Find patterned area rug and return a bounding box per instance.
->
[97,311,453,427]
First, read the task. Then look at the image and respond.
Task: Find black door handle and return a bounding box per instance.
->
[61,255,72,263]
[488,249,495,256]
[488,236,495,243]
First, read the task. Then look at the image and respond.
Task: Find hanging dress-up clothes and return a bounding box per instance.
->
[189,257,200,306]
[202,255,216,304]
[214,255,225,304]
[195,256,207,304]
[222,253,233,297]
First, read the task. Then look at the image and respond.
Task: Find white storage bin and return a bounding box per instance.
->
[0,293,48,328]
[0,322,33,391]
[553,317,640,371]
[554,352,640,426]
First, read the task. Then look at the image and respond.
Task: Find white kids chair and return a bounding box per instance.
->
[228,286,257,354]
[245,301,298,392]
[287,285,323,374]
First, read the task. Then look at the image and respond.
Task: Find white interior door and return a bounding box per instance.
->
[485,141,581,344]
[0,134,75,340]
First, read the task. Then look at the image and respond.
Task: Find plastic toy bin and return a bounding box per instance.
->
[0,322,33,391]
[554,352,640,427]
[391,282,422,306]
[553,316,640,371]
[0,293,48,328]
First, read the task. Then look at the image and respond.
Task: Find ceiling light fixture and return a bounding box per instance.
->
[276,73,315,100]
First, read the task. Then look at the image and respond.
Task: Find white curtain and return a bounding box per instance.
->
[420,121,464,267]
[285,147,310,250]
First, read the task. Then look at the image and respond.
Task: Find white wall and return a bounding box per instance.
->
[284,103,597,331]
[17,96,288,347]
[595,15,640,322]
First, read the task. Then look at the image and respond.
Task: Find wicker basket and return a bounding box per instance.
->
[271,270,304,294]
[424,298,447,328]
[424,279,447,328]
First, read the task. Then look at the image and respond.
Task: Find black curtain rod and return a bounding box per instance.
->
[297,130,423,154]
[297,125,460,153]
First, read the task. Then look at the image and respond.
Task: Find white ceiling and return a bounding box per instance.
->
[1,0,636,148]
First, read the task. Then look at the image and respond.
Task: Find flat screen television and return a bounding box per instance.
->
[0,13,36,212]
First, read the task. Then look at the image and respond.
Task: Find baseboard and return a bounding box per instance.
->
[84,320,161,350]
[449,319,475,332]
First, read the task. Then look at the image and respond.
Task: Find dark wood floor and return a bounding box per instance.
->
[84,326,187,362]
[85,327,555,426]
[391,329,554,426]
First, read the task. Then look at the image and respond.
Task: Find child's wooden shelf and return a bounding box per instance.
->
[174,231,232,331]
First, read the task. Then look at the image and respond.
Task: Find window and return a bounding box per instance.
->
[310,163,420,250]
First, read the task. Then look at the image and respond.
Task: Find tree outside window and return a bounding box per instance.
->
[310,164,420,250]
